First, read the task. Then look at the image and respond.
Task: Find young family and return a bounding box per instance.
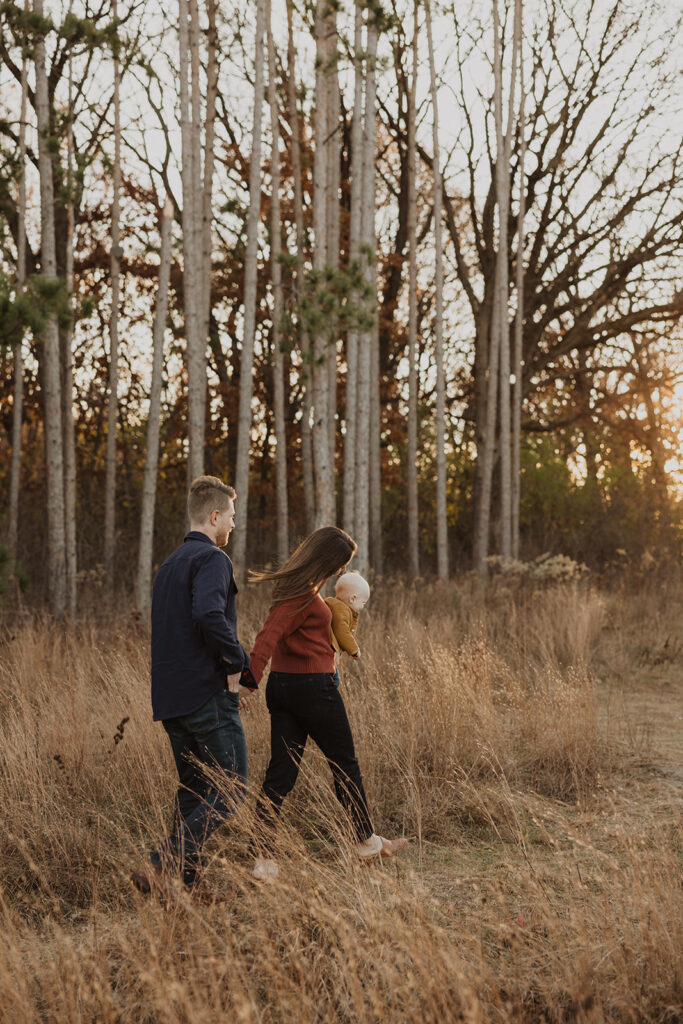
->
[132,475,406,901]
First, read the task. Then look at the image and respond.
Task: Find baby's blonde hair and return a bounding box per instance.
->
[335,571,370,601]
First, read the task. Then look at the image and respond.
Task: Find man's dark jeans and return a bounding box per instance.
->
[255,671,374,851]
[151,687,247,886]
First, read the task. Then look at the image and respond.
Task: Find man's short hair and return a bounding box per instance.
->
[187,476,236,524]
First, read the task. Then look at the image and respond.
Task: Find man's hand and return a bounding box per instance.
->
[227,672,241,692]
[238,685,257,711]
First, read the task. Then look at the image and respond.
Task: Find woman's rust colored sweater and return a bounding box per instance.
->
[249,594,335,684]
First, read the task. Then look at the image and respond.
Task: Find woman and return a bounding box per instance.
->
[247,526,407,880]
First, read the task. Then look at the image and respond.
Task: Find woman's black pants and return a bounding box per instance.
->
[255,671,374,850]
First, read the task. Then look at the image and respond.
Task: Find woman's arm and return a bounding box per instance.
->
[249,600,303,684]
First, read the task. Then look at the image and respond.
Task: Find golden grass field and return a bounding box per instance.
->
[0,573,680,1023]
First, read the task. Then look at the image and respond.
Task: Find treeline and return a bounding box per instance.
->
[0,0,681,613]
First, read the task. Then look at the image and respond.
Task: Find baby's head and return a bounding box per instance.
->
[335,572,370,612]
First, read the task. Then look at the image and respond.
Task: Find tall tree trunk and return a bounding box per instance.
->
[311,0,334,525]
[355,11,378,574]
[8,17,28,565]
[342,2,364,538]
[136,198,174,616]
[34,0,66,614]
[286,0,315,532]
[493,0,510,561]
[104,0,121,592]
[426,0,448,580]
[367,22,382,572]
[188,0,206,480]
[406,0,419,576]
[63,57,77,615]
[326,13,340,485]
[200,0,218,357]
[494,0,521,562]
[474,2,521,577]
[233,0,266,568]
[475,303,501,574]
[267,0,289,565]
[179,0,203,482]
[472,302,491,573]
[369,320,382,572]
[511,0,525,561]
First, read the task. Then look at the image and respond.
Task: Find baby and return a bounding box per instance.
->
[325,572,370,685]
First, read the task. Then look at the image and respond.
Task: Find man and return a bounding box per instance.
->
[132,475,256,901]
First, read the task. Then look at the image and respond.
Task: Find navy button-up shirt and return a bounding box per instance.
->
[150,531,251,721]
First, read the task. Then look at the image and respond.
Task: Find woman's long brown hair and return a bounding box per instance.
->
[250,527,357,609]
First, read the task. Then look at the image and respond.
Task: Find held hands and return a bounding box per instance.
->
[237,665,259,710]
[228,670,258,711]
[228,673,258,711]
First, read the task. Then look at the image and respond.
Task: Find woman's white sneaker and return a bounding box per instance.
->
[357,833,407,862]
[356,833,383,860]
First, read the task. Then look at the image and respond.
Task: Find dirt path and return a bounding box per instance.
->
[603,660,683,792]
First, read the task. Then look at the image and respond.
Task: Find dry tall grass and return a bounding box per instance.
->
[0,575,680,1023]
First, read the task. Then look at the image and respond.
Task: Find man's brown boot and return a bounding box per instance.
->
[186,878,228,905]
[131,861,180,900]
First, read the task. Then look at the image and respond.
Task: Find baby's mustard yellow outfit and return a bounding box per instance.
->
[324,597,360,657]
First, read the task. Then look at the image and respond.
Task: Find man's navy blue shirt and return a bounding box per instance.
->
[150,531,250,721]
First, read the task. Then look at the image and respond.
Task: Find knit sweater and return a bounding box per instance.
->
[249,594,336,685]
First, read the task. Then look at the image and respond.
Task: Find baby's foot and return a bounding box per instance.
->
[252,857,279,882]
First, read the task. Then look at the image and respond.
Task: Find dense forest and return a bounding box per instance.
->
[1,0,681,614]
